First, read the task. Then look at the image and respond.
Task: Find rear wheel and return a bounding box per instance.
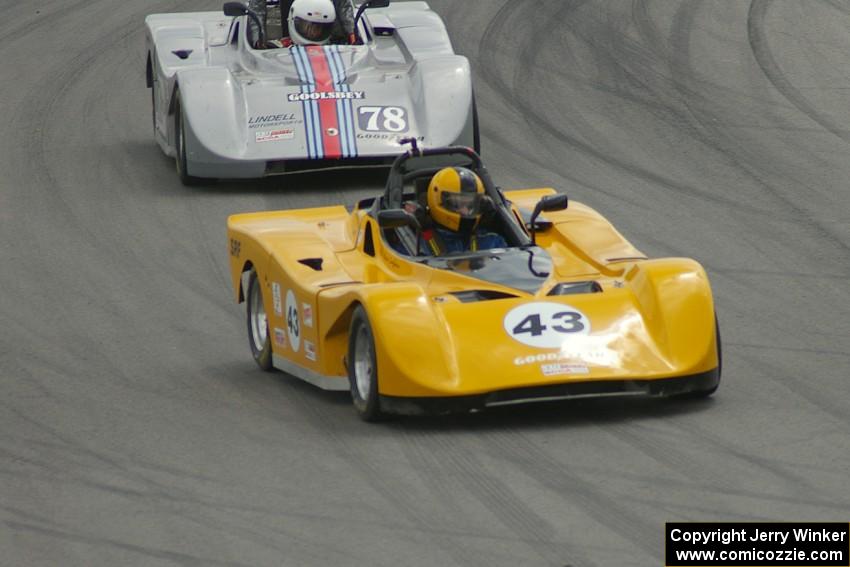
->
[174,91,204,186]
[246,269,273,371]
[348,306,384,421]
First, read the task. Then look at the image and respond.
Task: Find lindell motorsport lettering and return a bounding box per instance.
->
[248,113,297,125]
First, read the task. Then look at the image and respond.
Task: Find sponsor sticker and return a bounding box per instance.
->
[304,340,316,362]
[356,133,425,143]
[503,302,591,349]
[255,128,295,143]
[302,303,313,328]
[514,350,612,367]
[248,113,299,130]
[274,328,286,348]
[285,289,300,353]
[229,238,241,258]
[287,91,365,102]
[272,283,282,316]
[541,362,589,377]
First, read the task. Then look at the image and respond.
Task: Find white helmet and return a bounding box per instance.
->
[288,0,337,46]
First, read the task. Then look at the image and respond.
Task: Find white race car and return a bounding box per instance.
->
[145,1,479,184]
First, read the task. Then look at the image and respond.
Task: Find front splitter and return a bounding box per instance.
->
[379,368,720,416]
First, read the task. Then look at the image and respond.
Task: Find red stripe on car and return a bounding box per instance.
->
[306,46,342,159]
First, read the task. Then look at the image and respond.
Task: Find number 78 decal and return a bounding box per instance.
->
[357,106,409,133]
[503,302,591,348]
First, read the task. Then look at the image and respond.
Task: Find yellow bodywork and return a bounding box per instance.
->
[227,188,719,398]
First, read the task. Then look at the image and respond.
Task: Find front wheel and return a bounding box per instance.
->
[674,314,722,399]
[174,91,204,186]
[472,94,481,156]
[150,85,156,136]
[347,306,384,421]
[246,269,273,371]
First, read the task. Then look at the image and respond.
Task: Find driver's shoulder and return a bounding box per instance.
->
[476,230,508,248]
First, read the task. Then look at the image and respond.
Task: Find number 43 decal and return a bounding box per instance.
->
[357,106,409,133]
[504,302,591,348]
[513,312,585,335]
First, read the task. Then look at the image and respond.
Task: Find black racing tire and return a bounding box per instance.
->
[674,314,722,399]
[347,305,384,421]
[246,269,274,372]
[174,91,204,187]
[148,53,156,135]
[150,84,156,136]
[472,93,481,156]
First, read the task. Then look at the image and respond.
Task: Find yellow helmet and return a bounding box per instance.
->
[427,167,486,232]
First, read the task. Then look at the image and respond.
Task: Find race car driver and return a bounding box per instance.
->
[286,0,338,46]
[416,167,507,255]
[248,0,356,47]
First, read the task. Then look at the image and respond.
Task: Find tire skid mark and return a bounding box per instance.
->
[603,419,828,508]
[2,399,200,500]
[665,0,850,261]
[614,460,850,516]
[278,385,465,567]
[9,2,238,390]
[736,350,850,429]
[477,0,771,217]
[0,0,93,44]
[19,19,141,253]
[820,0,850,16]
[1,398,343,562]
[674,419,850,510]
[480,122,659,216]
[4,0,850,564]
[481,427,659,560]
[188,197,238,307]
[729,342,850,359]
[398,429,533,566]
[398,426,591,567]
[517,0,842,245]
[631,0,669,58]
[5,521,253,567]
[596,0,819,221]
[748,0,850,144]
[9,0,198,248]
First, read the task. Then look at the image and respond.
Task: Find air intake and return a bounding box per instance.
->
[548,281,602,296]
[450,290,519,303]
[298,258,324,271]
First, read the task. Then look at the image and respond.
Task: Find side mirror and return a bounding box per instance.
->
[529,194,568,244]
[537,194,569,214]
[223,2,266,46]
[223,2,248,16]
[377,209,420,231]
[353,0,391,42]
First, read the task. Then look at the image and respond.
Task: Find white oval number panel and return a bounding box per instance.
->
[285,290,301,353]
[504,302,591,348]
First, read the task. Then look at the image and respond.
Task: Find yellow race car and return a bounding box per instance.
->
[227,145,721,420]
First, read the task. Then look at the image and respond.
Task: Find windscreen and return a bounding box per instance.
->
[399,153,475,177]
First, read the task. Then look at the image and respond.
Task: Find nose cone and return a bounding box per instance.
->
[404,291,692,397]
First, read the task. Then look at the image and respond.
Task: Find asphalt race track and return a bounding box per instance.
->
[2,1,849,566]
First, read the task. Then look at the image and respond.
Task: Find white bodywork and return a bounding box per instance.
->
[145,2,477,179]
